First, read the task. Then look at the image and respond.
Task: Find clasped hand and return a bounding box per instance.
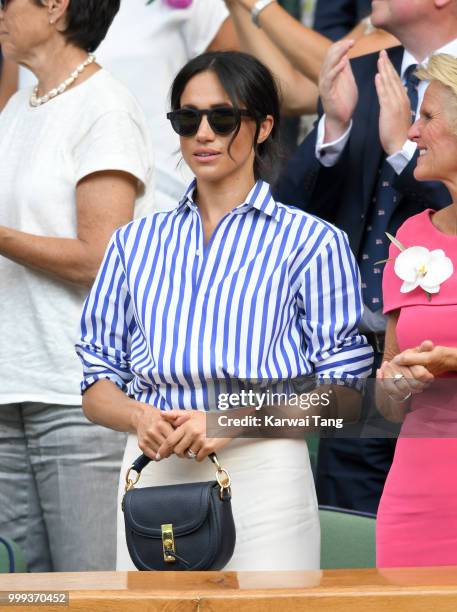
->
[135,407,231,462]
[377,340,445,403]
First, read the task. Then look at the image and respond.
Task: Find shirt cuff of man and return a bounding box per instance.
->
[386,139,418,174]
[315,115,353,167]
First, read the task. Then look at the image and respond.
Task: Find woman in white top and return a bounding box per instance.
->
[0,0,153,572]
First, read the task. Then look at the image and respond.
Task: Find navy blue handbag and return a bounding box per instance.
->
[122,453,235,571]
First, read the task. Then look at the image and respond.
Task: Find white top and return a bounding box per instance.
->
[0,69,154,405]
[95,0,229,210]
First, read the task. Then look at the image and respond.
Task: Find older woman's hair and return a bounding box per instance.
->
[35,0,120,52]
[416,54,457,130]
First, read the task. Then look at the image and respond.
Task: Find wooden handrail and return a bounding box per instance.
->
[2,567,457,611]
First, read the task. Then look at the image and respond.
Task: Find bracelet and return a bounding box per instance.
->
[251,0,276,27]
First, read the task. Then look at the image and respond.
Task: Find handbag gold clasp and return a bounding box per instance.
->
[212,455,232,500]
[124,467,141,492]
[161,524,176,562]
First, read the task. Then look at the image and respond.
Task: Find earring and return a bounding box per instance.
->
[49,18,54,24]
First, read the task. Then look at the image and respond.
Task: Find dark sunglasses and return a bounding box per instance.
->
[0,0,9,9]
[167,107,256,137]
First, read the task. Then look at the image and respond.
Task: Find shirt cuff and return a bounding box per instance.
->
[386,139,417,175]
[315,115,352,167]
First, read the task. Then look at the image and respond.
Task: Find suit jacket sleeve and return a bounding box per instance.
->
[272,110,351,224]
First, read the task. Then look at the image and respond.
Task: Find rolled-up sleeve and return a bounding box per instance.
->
[75,229,134,393]
[299,229,373,382]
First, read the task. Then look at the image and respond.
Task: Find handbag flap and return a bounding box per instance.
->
[123,480,217,537]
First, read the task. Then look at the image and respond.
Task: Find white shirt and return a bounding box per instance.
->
[0,70,154,405]
[315,37,457,170]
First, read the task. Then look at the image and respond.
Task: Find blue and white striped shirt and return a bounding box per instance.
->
[76,180,373,410]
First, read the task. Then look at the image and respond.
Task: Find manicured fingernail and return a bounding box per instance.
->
[155,452,161,461]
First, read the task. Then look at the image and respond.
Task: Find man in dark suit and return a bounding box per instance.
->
[314,0,373,41]
[274,0,457,514]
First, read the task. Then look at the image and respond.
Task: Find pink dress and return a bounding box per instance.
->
[377,209,457,568]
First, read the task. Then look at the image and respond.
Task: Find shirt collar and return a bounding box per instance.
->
[175,178,198,213]
[175,179,281,221]
[401,36,457,79]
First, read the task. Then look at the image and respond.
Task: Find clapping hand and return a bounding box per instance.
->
[375,49,413,156]
[319,39,358,143]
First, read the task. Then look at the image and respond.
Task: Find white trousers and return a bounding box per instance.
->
[117,435,320,571]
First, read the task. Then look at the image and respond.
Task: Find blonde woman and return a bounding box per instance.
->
[377,54,457,567]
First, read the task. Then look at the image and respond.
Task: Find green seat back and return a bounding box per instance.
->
[319,507,376,569]
[0,537,27,573]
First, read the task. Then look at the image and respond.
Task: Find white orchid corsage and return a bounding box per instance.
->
[383,232,454,300]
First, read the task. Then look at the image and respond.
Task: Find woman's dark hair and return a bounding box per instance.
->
[35,0,120,52]
[170,51,282,182]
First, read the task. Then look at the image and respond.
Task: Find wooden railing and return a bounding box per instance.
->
[2,567,457,611]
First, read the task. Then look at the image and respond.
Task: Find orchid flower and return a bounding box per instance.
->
[394,246,453,295]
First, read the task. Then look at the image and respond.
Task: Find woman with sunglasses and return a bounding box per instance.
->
[0,0,153,572]
[77,50,373,570]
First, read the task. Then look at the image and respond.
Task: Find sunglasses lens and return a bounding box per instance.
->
[168,108,246,136]
[170,109,199,136]
[209,109,239,134]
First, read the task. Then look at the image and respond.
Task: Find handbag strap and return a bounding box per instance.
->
[124,452,232,499]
